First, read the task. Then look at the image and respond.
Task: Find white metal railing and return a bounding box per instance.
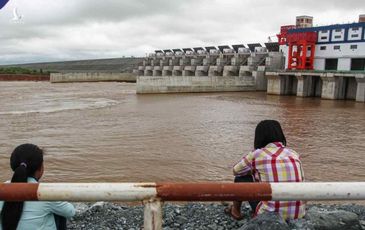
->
[1,182,365,230]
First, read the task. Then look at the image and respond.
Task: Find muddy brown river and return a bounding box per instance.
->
[0,82,364,184]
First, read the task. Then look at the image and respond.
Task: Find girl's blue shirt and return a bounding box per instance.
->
[0,177,75,230]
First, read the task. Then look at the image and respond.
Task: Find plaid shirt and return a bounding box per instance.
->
[233,142,305,220]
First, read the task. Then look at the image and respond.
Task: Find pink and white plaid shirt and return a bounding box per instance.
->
[233,142,306,220]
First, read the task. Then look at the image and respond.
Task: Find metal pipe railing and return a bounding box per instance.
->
[1,182,365,230]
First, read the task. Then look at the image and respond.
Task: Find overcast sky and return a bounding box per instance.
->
[0,0,364,64]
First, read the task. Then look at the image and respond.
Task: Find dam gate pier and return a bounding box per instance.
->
[135,46,285,94]
[266,71,365,102]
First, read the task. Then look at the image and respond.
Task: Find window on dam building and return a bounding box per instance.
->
[351,58,365,71]
[325,59,338,70]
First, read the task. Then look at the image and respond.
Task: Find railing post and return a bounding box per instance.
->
[143,199,163,230]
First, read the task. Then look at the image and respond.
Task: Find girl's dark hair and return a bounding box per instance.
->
[1,144,43,230]
[254,120,287,149]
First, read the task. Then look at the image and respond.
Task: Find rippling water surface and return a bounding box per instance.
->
[0,82,364,183]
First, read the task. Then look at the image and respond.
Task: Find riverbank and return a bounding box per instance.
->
[0,74,50,81]
[68,202,365,229]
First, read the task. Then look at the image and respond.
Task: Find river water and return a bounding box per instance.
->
[0,82,364,183]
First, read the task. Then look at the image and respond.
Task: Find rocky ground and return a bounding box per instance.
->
[68,202,365,230]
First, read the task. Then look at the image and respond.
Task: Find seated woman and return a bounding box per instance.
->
[226,120,305,220]
[0,144,75,230]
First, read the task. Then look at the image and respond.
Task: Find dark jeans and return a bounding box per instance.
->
[54,215,67,230]
[234,175,260,213]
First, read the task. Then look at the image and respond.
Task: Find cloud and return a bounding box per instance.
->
[0,0,364,64]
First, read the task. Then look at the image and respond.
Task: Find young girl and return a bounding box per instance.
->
[0,144,75,230]
[226,120,305,220]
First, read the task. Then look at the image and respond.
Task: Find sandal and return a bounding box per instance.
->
[224,205,244,220]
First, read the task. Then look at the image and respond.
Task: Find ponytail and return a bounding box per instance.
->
[11,164,28,183]
[1,164,28,230]
[1,144,43,230]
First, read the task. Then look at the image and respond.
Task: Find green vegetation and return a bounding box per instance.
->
[0,67,53,75]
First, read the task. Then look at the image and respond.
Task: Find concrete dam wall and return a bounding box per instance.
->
[266,71,365,102]
[135,46,285,94]
[137,75,255,93]
[50,72,136,83]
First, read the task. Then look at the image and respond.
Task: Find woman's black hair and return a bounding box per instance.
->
[1,144,43,230]
[254,120,287,149]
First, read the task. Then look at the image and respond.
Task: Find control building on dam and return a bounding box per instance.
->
[135,15,365,102]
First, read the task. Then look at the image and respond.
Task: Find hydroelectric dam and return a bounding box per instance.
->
[134,15,365,102]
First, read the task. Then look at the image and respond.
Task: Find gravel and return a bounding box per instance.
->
[67,202,365,230]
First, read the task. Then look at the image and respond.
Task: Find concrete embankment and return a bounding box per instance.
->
[69,202,365,230]
[136,76,255,94]
[266,71,365,102]
[0,74,50,81]
[50,72,136,83]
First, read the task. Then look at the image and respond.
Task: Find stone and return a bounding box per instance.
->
[207,223,218,229]
[288,218,314,230]
[239,213,290,230]
[89,201,105,212]
[305,208,362,230]
[360,220,365,228]
[68,203,365,230]
[175,208,181,214]
[175,215,188,224]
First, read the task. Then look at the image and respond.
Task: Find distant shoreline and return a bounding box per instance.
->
[0,74,50,81]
